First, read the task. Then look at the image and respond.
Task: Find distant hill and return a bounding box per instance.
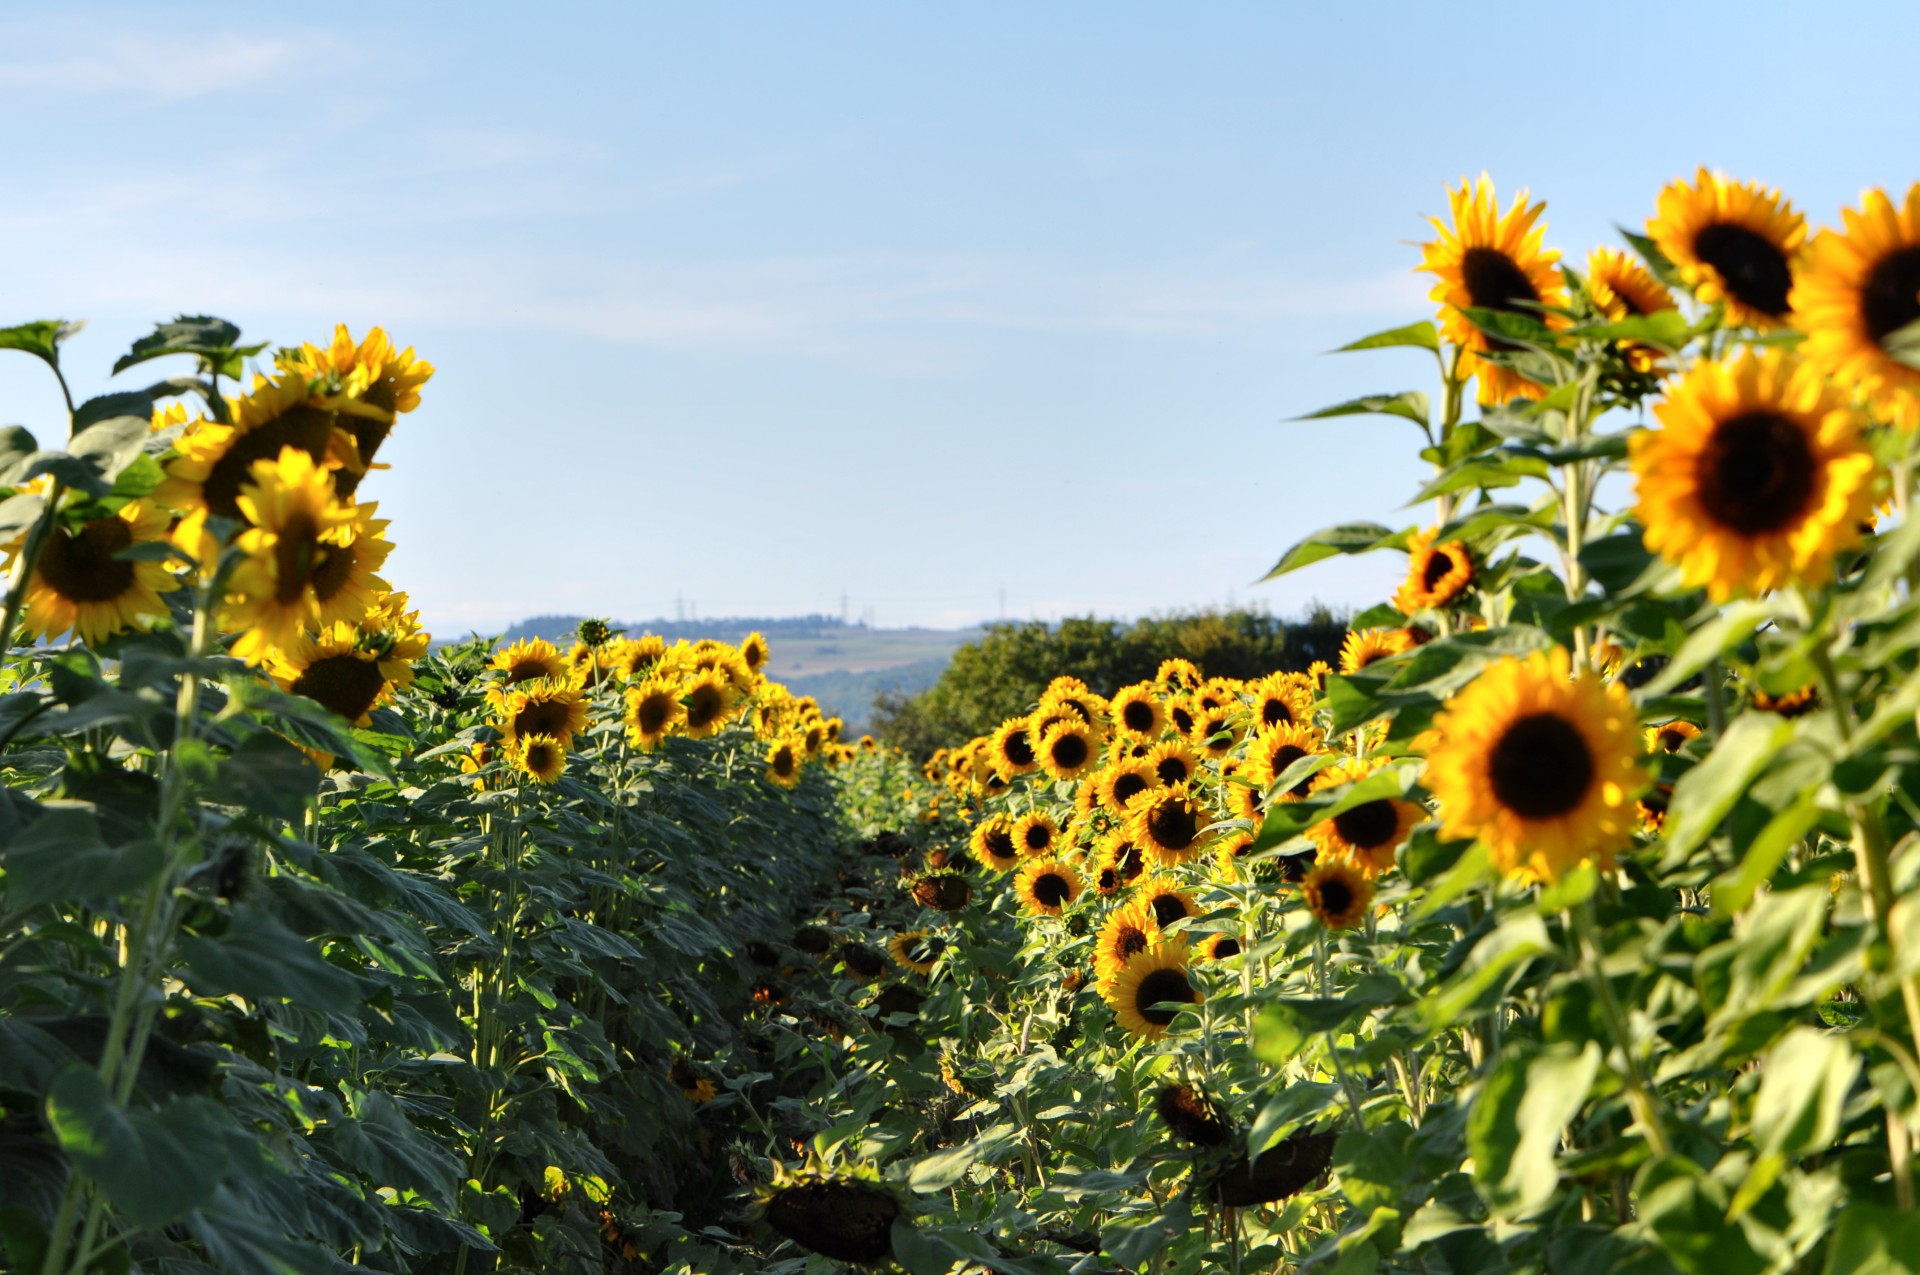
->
[495,614,980,732]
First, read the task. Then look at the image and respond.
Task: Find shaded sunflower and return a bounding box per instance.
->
[1097,832,1149,887]
[1794,183,1920,430]
[1340,627,1411,676]
[1393,527,1475,613]
[1249,675,1312,733]
[968,814,1022,872]
[1128,782,1216,868]
[1302,859,1373,930]
[1247,723,1326,801]
[758,1170,903,1264]
[1419,174,1567,405]
[1011,810,1060,858]
[1109,684,1166,738]
[1094,898,1162,990]
[990,716,1040,776]
[1014,857,1082,917]
[1424,647,1645,884]
[491,637,569,686]
[1587,246,1678,373]
[766,739,802,787]
[668,1058,718,1105]
[839,941,887,981]
[1638,783,1673,834]
[1156,1083,1230,1146]
[1221,763,1262,821]
[1630,349,1875,601]
[1104,937,1200,1041]
[1038,718,1102,782]
[1648,167,1805,329]
[681,670,740,739]
[1304,756,1423,878]
[624,677,684,748]
[500,681,590,748]
[14,499,180,646]
[910,870,971,912]
[154,371,344,519]
[513,734,567,785]
[1144,740,1203,789]
[1752,684,1819,717]
[1645,720,1701,754]
[220,448,361,663]
[1133,876,1198,930]
[887,930,946,976]
[458,739,500,789]
[1197,931,1243,962]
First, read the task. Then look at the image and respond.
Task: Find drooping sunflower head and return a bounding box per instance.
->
[1038,719,1102,782]
[16,499,180,647]
[1393,526,1476,614]
[1155,1083,1230,1146]
[1648,167,1806,329]
[278,325,432,493]
[1419,174,1567,405]
[624,677,684,748]
[1304,756,1422,878]
[766,739,802,787]
[1630,349,1875,601]
[1752,683,1819,717]
[1011,811,1060,858]
[1586,247,1678,374]
[513,734,567,785]
[990,716,1040,776]
[757,1168,903,1265]
[680,670,740,740]
[1109,684,1167,739]
[1645,720,1702,755]
[1127,782,1216,868]
[1144,740,1203,789]
[1303,859,1373,930]
[1793,183,1920,430]
[839,941,887,981]
[887,929,946,976]
[1424,646,1646,884]
[1104,936,1200,1041]
[1248,722,1327,801]
[1340,627,1412,676]
[1197,931,1243,962]
[968,814,1022,872]
[910,870,972,913]
[1014,857,1083,917]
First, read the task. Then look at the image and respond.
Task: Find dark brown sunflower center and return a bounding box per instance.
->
[289,652,386,721]
[1461,246,1544,350]
[1122,700,1158,732]
[203,408,338,520]
[1489,711,1595,819]
[38,517,136,603]
[1422,547,1459,591]
[1147,800,1199,850]
[1097,867,1119,891]
[272,513,324,605]
[1003,731,1036,767]
[503,657,551,684]
[1332,800,1399,849]
[1697,410,1816,535]
[1149,894,1187,927]
[1116,843,1145,880]
[1211,936,1242,959]
[514,698,574,737]
[1022,825,1053,852]
[685,685,725,729]
[1641,788,1671,817]
[1111,771,1150,807]
[1032,872,1070,907]
[308,536,362,604]
[1170,707,1195,734]
[1049,732,1089,770]
[525,741,560,771]
[983,828,1017,861]
[764,1180,901,1263]
[1862,244,1920,344]
[1135,968,1196,1026]
[1117,929,1148,960]
[773,747,796,775]
[1657,728,1687,752]
[635,693,672,734]
[1693,222,1793,319]
[1261,697,1295,728]
[1155,756,1192,785]
[1267,744,1312,796]
[1316,876,1354,918]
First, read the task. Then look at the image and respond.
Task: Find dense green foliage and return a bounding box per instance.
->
[873,607,1346,760]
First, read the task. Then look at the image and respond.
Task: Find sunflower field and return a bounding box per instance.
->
[6,169,1920,1275]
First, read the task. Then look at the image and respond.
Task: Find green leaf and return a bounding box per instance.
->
[113,316,262,379]
[1335,1122,1410,1213]
[1729,1026,1859,1218]
[905,1122,1020,1192]
[1253,987,1402,1064]
[1,810,165,909]
[1883,315,1920,372]
[1822,1203,1920,1274]
[1334,321,1439,354]
[1419,913,1554,1033]
[1259,522,1402,581]
[1645,599,1776,695]
[45,1064,229,1229]
[1661,712,1797,865]
[1565,309,1694,350]
[1458,306,1558,352]
[73,392,154,430]
[1635,1157,1769,1275]
[1299,391,1430,427]
[0,425,37,484]
[1619,228,1683,288]
[1466,1041,1599,1219]
[1410,452,1549,502]
[1711,791,1820,918]
[67,415,152,483]
[0,320,78,370]
[177,906,366,1013]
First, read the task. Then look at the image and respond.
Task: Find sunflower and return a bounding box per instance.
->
[1304,757,1423,878]
[513,734,567,785]
[1752,684,1819,717]
[1156,1083,1231,1147]
[1144,740,1203,789]
[910,870,972,913]
[1419,175,1567,405]
[1197,931,1243,962]
[1109,685,1166,738]
[1185,707,1239,757]
[1587,247,1678,373]
[1393,527,1475,613]
[1302,860,1373,931]
[154,372,345,519]
[1629,350,1875,601]
[1098,833,1149,887]
[14,499,180,646]
[766,739,802,787]
[1156,657,1202,691]
[669,1058,719,1105]
[1011,811,1060,858]
[624,677,684,748]
[966,815,1020,873]
[758,1170,903,1264]
[1043,682,1110,730]
[500,680,591,748]
[1648,168,1805,329]
[269,601,425,725]
[1091,863,1124,896]
[1164,698,1198,740]
[1249,675,1312,733]
[613,634,668,680]
[1015,858,1083,917]
[1213,830,1257,875]
[1037,719,1102,782]
[887,930,946,976]
[1340,628,1411,676]
[1424,647,1645,884]
[220,448,362,663]
[990,717,1041,777]
[1096,757,1159,815]
[738,629,771,673]
[1128,783,1216,868]
[1104,937,1200,1041]
[278,325,433,493]
[1645,720,1701,754]
[1638,784,1673,834]
[1306,660,1333,688]
[1247,723,1326,800]
[680,670,739,739]
[491,637,569,686]
[1794,184,1920,430]
[1094,898,1162,990]
[1222,769,1262,822]
[1133,876,1198,930]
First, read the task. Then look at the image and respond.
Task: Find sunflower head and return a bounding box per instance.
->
[1340,627,1412,676]
[1424,646,1645,884]
[614,634,669,680]
[1127,782,1216,868]
[1097,758,1160,815]
[1303,859,1374,930]
[1250,675,1312,733]
[1103,936,1200,1041]
[1248,722,1326,801]
[1038,719,1101,781]
[1645,720,1702,755]
[1156,1084,1231,1146]
[1304,756,1421,878]
[1793,183,1920,430]
[1586,246,1677,374]
[1133,876,1197,931]
[16,499,180,647]
[513,734,567,785]
[887,929,946,976]
[1011,811,1060,858]
[1156,657,1202,692]
[1098,832,1149,886]
[968,815,1022,872]
[680,670,740,739]
[1419,174,1567,405]
[491,637,569,686]
[1109,684,1166,739]
[500,681,591,748]
[1630,349,1875,601]
[625,677,684,748]
[1014,858,1083,917]
[766,739,802,787]
[1144,740,1202,789]
[1393,526,1476,614]
[757,1167,904,1264]
[991,716,1040,776]
[1198,931,1243,962]
[910,870,972,913]
[1648,167,1805,329]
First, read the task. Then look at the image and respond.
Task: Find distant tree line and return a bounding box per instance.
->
[501,613,904,645]
[873,605,1348,761]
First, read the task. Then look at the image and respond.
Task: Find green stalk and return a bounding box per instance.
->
[1570,902,1671,1158]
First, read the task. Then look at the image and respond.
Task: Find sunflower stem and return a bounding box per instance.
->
[0,480,66,663]
[1570,901,1671,1159]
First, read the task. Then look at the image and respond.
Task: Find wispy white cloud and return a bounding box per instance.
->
[0,28,343,104]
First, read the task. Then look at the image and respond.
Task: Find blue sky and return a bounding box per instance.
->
[2,3,1915,635]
